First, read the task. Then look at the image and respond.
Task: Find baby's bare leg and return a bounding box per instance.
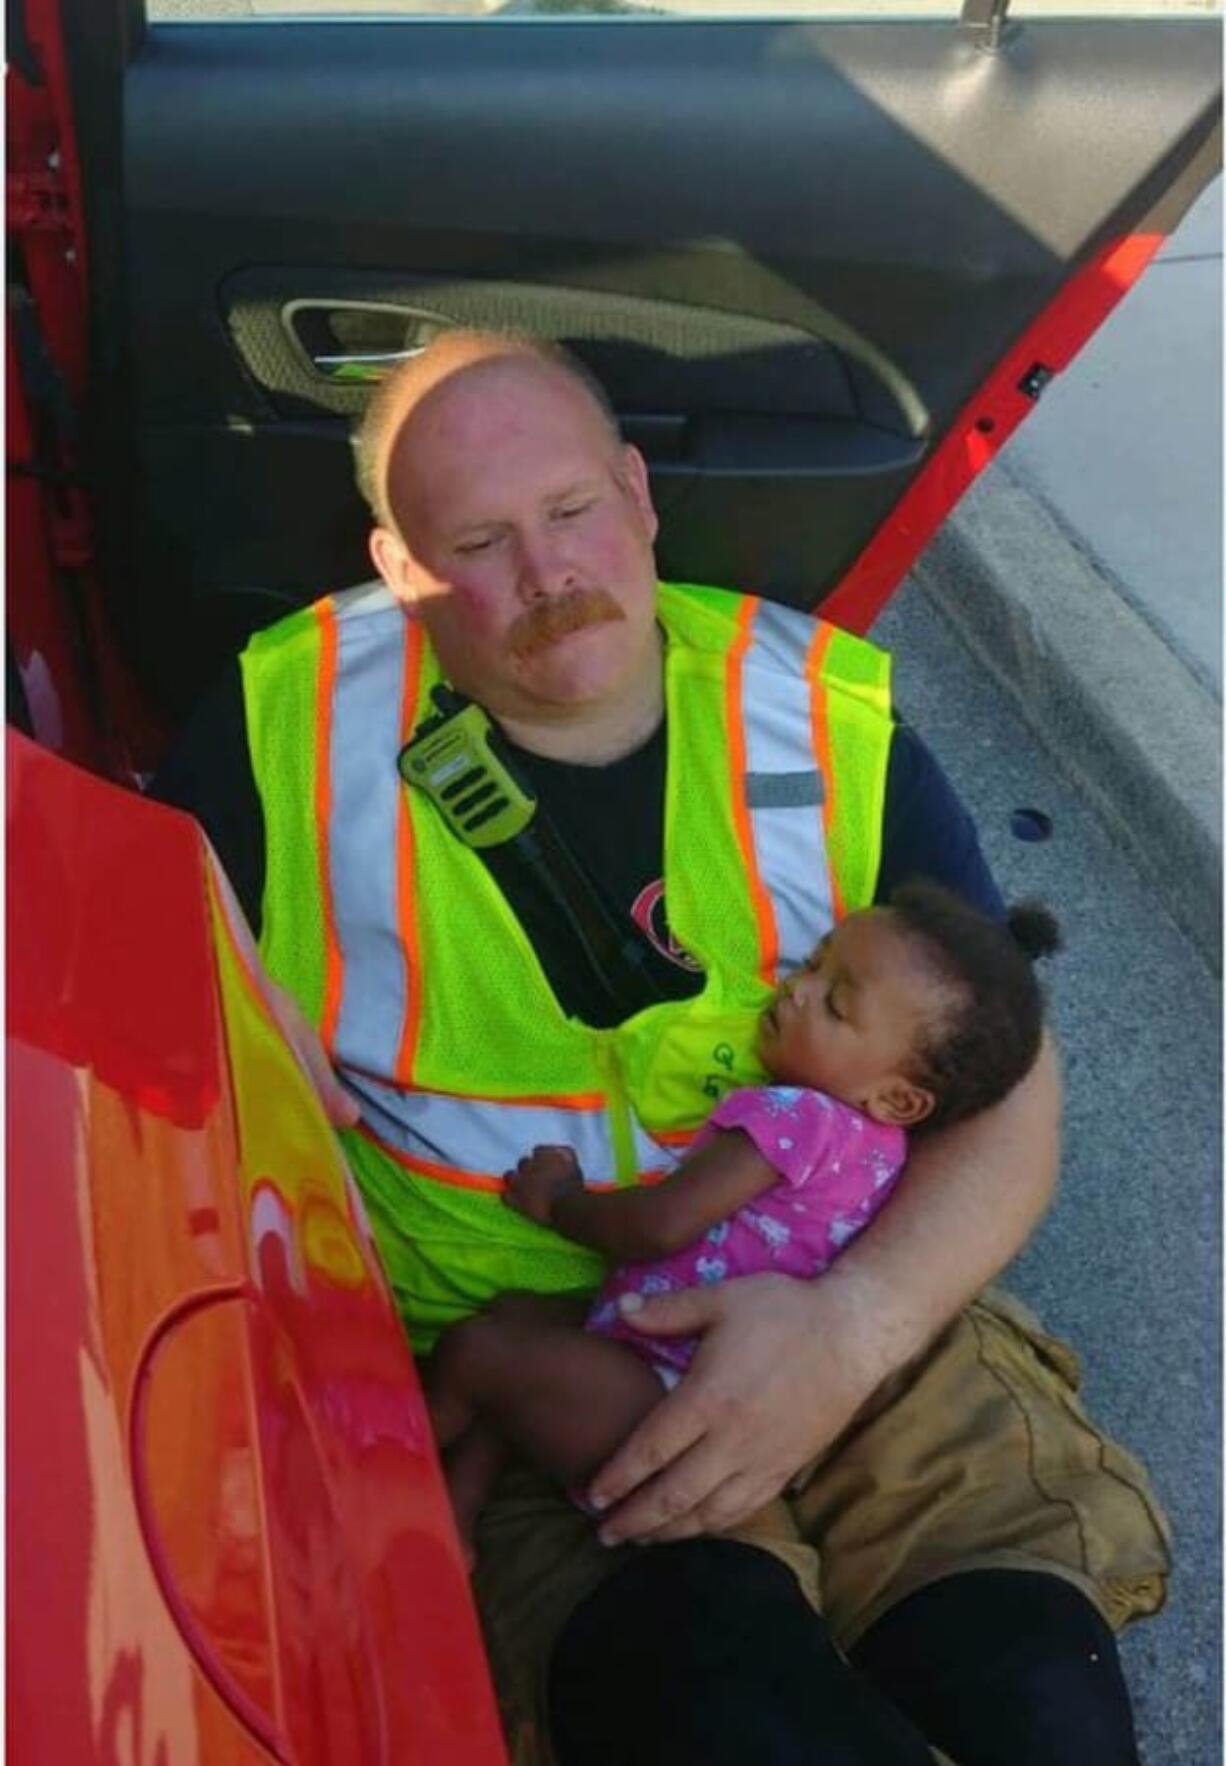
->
[440,1422,512,1568]
[426,1296,601,1554]
[424,1291,590,1447]
[430,1290,666,1491]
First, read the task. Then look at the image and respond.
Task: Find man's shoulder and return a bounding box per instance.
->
[661,584,889,682]
[244,581,403,668]
[658,580,749,649]
[879,721,1004,920]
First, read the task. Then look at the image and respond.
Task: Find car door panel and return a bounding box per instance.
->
[59,9,1225,715]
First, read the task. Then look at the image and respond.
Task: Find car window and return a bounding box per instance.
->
[145,1,1220,25]
[148,0,962,16]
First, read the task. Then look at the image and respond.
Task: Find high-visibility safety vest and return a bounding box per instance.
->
[241,581,893,1350]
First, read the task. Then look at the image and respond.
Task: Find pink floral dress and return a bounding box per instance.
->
[586,1085,907,1381]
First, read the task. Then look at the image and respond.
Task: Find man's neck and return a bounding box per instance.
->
[497,628,665,766]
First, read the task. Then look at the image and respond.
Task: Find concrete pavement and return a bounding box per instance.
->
[1004,179,1222,697]
[873,580,1220,1766]
[911,175,1222,969]
[889,173,1222,1763]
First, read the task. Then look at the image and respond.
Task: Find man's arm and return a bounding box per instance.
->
[874,719,1005,918]
[812,1029,1061,1368]
[504,1132,780,1263]
[587,1032,1060,1541]
[584,722,1057,1540]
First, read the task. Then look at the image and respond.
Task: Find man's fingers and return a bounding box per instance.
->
[596,1430,734,1545]
[298,1037,360,1126]
[264,980,360,1128]
[316,1066,360,1123]
[617,1284,725,1337]
[587,1381,709,1519]
[640,1471,779,1544]
[296,1030,360,1127]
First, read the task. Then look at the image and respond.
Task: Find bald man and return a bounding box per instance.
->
[155,332,1166,1766]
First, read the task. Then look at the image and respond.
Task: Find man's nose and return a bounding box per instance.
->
[515,528,576,601]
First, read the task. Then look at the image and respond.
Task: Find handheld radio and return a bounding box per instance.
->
[398,682,671,1014]
[397,685,537,848]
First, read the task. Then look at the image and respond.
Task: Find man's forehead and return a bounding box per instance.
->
[398,353,599,449]
[385,355,614,514]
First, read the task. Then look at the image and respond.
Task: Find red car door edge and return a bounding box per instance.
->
[821,229,1165,635]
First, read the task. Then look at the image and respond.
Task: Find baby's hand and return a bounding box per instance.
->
[503,1144,584,1227]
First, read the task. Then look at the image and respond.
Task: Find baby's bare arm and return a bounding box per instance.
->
[505,1130,780,1262]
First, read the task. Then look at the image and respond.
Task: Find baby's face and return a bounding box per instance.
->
[755,910,944,1126]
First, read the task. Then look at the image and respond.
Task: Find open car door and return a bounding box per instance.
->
[7,0,1221,752]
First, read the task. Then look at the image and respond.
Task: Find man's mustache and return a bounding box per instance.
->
[508,588,625,659]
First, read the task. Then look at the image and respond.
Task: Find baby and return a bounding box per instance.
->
[425,880,1060,1555]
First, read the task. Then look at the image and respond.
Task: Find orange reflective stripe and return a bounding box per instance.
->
[358,1125,506,1191]
[356,1122,666,1194]
[313,597,344,1047]
[727,596,779,985]
[653,1127,699,1148]
[348,1074,641,1185]
[805,622,844,920]
[448,1088,608,1110]
[392,617,424,1083]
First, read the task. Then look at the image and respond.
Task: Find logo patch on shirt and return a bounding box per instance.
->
[630,879,702,972]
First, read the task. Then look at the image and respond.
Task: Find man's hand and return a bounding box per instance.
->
[204,844,360,1132]
[262,977,361,1130]
[588,1267,896,1544]
[503,1144,585,1228]
[589,1035,1062,1545]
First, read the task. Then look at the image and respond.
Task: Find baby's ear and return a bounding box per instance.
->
[867,1077,935,1129]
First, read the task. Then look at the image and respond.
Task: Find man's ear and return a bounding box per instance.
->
[620,443,659,544]
[370,525,417,605]
[866,1076,936,1129]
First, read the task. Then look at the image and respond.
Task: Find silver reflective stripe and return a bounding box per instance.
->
[744,770,824,811]
[747,598,818,672]
[740,601,834,976]
[329,586,413,1072]
[630,1114,684,1178]
[346,1073,670,1186]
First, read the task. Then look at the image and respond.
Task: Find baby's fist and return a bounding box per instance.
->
[504,1144,584,1227]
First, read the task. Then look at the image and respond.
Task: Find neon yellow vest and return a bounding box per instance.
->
[242,581,892,1349]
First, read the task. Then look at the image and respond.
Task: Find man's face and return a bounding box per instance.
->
[371,357,661,724]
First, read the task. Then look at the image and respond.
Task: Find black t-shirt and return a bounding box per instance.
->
[152,660,1003,1027]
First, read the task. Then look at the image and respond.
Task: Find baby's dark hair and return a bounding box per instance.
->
[887,880,1061,1134]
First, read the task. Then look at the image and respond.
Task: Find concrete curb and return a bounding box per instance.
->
[909,466,1222,971]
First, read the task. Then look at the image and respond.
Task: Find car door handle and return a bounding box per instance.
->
[282,299,453,386]
[309,347,426,385]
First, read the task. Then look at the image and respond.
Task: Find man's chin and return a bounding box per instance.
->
[512,613,618,664]
[514,626,632,701]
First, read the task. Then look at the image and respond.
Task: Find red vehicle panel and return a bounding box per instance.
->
[7,731,507,1765]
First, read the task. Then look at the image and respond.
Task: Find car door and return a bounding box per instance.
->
[14,0,1223,737]
[7,729,506,1765]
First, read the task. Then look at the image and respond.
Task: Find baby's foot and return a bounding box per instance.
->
[445,1470,489,1572]
[443,1423,507,1572]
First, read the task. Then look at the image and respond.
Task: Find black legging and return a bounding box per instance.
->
[547,1543,1141,1766]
